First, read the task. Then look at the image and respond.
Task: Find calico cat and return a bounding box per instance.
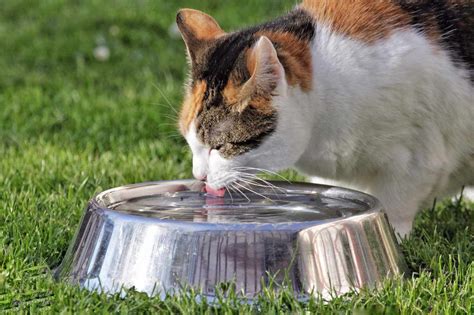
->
[175,0,474,237]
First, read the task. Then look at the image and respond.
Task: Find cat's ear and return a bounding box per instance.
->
[240,37,284,108]
[176,9,224,63]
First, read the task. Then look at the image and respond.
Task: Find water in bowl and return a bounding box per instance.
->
[110,185,368,224]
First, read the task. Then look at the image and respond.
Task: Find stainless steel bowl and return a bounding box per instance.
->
[55,180,407,300]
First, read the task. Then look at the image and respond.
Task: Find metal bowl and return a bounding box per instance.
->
[55,180,407,300]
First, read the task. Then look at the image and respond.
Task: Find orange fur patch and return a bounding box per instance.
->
[300,0,411,42]
[177,9,225,41]
[223,78,274,114]
[419,15,443,47]
[257,31,313,91]
[222,79,241,106]
[179,81,207,134]
[250,95,274,114]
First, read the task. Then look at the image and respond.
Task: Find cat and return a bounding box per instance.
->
[175,0,474,237]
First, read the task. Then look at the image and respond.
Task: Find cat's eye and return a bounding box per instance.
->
[212,144,223,151]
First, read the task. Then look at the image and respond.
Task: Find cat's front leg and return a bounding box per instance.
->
[368,173,435,239]
[383,207,417,240]
[309,175,419,238]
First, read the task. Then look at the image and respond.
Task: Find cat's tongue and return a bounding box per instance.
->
[205,184,226,197]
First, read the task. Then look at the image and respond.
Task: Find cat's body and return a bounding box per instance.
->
[176,0,474,237]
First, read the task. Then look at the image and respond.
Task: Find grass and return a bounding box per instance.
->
[0,0,472,313]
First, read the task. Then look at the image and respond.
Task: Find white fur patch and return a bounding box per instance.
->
[464,188,474,201]
[185,123,209,180]
[185,122,237,188]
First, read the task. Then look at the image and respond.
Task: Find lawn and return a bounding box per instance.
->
[0,0,472,313]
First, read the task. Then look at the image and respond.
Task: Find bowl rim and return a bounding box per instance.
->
[86,179,384,229]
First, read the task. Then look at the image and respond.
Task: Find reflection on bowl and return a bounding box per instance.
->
[55,180,407,300]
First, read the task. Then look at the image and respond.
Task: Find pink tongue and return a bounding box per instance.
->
[205,184,226,197]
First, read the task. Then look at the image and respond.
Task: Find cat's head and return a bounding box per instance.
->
[176,9,314,190]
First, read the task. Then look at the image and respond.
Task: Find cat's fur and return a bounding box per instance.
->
[176,0,474,237]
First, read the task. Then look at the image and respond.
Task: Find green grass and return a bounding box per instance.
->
[0,0,472,313]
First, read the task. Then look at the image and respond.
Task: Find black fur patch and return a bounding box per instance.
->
[397,0,473,79]
[194,8,315,95]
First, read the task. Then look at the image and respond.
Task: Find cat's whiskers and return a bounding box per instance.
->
[232,181,274,202]
[152,82,179,115]
[160,131,184,140]
[235,173,285,196]
[160,115,179,123]
[230,169,286,194]
[209,171,241,186]
[232,166,291,183]
[224,185,234,203]
[206,169,286,201]
[152,103,179,116]
[243,175,285,193]
[228,182,250,202]
[236,177,283,201]
[237,177,271,189]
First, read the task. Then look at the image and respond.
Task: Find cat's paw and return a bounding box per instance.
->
[390,221,413,241]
